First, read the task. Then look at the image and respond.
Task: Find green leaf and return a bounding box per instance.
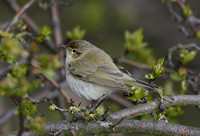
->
[124,29,154,64]
[153,58,165,76]
[36,26,52,42]
[170,68,187,82]
[39,26,52,39]
[66,26,86,40]
[124,29,147,52]
[145,58,165,80]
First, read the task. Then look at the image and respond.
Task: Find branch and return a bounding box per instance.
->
[109,95,200,120]
[7,120,200,135]
[5,0,36,33]
[119,58,152,70]
[109,94,133,108]
[0,89,60,126]
[50,1,63,46]
[39,73,71,103]
[166,0,200,37]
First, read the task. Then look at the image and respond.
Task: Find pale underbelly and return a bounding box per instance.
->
[66,73,113,100]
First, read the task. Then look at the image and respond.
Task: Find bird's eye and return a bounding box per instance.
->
[72,49,77,54]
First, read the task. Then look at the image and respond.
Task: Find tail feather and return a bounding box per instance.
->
[125,78,159,91]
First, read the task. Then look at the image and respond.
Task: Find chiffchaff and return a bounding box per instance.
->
[61,40,158,100]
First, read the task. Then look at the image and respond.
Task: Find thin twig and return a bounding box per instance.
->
[166,0,200,37]
[109,94,133,108]
[17,99,25,136]
[39,73,71,103]
[119,58,152,70]
[5,0,36,33]
[50,1,63,47]
[48,100,70,112]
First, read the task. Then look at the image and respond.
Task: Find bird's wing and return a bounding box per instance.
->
[69,60,130,91]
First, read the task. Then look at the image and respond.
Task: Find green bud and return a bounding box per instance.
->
[49,105,56,111]
[145,73,155,80]
[157,113,168,123]
[180,80,187,94]
[127,88,147,102]
[183,6,192,18]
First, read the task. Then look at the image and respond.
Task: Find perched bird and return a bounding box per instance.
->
[61,40,158,101]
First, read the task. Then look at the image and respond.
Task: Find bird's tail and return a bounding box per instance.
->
[125,79,159,92]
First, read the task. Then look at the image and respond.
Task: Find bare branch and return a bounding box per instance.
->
[119,58,152,70]
[109,95,200,120]
[109,94,133,108]
[166,0,200,37]
[7,120,200,135]
[50,1,63,47]
[5,0,36,33]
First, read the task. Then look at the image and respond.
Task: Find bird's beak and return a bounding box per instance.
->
[59,44,67,49]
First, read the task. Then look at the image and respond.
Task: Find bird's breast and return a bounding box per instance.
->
[65,67,112,100]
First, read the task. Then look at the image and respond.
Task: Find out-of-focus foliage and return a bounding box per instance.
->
[74,0,106,32]
[179,49,197,64]
[32,54,62,77]
[124,29,154,64]
[16,100,36,116]
[169,45,198,94]
[0,38,28,63]
[0,63,41,96]
[66,26,86,40]
[166,106,184,123]
[27,116,46,132]
[170,68,188,94]
[170,68,187,82]
[195,30,200,40]
[35,26,52,43]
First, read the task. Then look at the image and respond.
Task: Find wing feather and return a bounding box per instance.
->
[69,60,128,90]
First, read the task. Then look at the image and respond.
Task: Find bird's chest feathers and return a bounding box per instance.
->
[65,65,109,100]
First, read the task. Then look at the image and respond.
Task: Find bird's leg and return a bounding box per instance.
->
[87,93,108,111]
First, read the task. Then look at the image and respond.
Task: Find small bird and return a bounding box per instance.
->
[61,40,158,101]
